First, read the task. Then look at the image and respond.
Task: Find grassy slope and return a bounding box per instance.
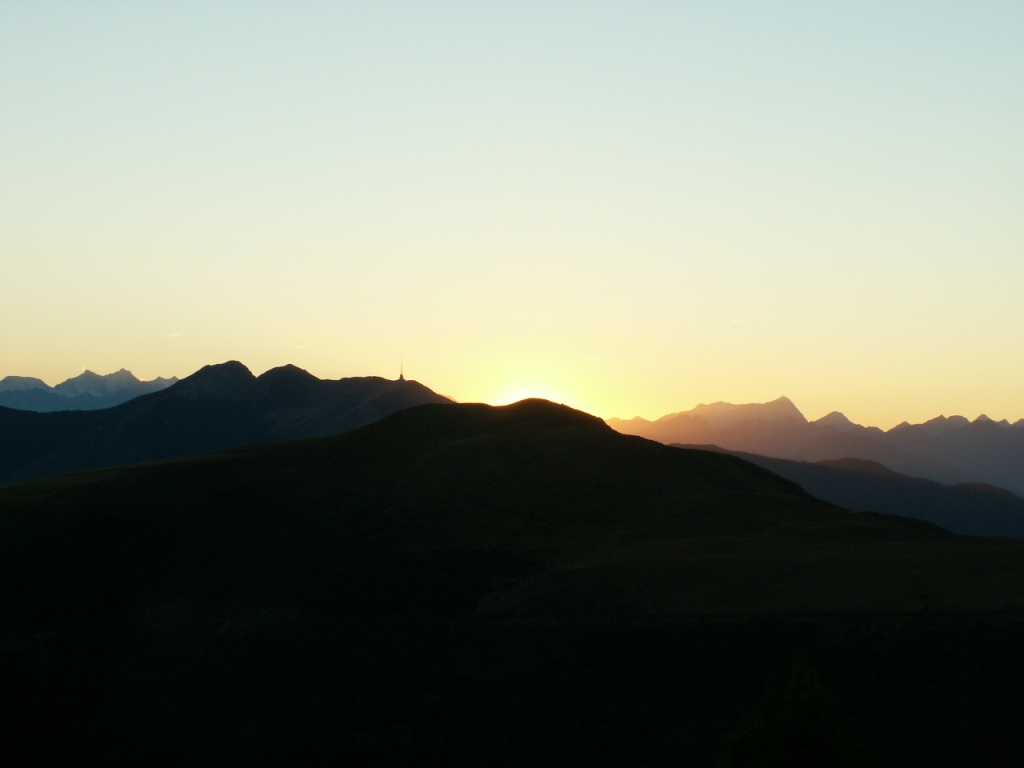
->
[3,400,1024,766]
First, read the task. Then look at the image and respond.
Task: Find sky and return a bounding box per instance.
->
[1,1,1022,429]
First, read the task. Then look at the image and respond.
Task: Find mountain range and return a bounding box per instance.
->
[6,399,1024,765]
[0,368,177,411]
[608,397,1024,497]
[0,361,450,483]
[690,448,1024,538]
[2,366,1022,538]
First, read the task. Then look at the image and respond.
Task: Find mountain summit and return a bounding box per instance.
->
[171,360,256,398]
[682,395,807,428]
[0,368,177,411]
[0,376,50,393]
[53,368,140,398]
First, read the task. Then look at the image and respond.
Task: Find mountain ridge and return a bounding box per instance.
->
[0,361,452,484]
[608,397,1024,496]
[0,368,177,411]
[680,444,1024,537]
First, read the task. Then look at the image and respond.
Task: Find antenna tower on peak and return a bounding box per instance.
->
[399,358,405,382]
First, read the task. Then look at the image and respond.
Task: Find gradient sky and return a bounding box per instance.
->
[2,1,1022,429]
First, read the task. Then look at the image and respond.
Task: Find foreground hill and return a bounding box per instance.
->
[608,397,1024,496]
[4,400,1024,766]
[0,369,177,411]
[0,361,450,483]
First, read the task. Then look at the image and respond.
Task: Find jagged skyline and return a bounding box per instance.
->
[2,3,1021,429]
[4,362,1021,437]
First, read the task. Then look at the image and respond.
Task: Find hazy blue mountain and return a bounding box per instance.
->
[0,368,177,411]
[609,399,1024,496]
[0,361,451,483]
[0,375,50,392]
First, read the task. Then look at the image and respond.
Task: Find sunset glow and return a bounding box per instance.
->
[1,2,1021,430]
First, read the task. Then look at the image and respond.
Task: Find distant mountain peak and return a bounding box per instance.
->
[1,369,177,411]
[193,360,253,378]
[172,361,255,398]
[913,415,971,436]
[686,396,807,427]
[253,364,322,401]
[258,364,317,383]
[813,411,860,432]
[0,376,52,393]
[54,368,143,397]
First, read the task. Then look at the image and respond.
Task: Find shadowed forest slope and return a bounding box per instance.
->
[4,400,1024,766]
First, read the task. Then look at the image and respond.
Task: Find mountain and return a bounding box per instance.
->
[0,375,50,392]
[916,414,972,435]
[688,446,1024,537]
[687,395,807,427]
[0,368,177,411]
[53,368,140,397]
[883,415,1024,496]
[0,361,452,483]
[609,399,1024,497]
[5,399,1024,765]
[812,410,885,437]
[610,396,804,443]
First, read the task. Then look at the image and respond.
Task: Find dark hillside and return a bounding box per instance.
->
[0,361,451,483]
[0,406,107,476]
[4,400,1024,766]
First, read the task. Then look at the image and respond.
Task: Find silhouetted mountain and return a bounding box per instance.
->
[611,396,806,445]
[5,399,1024,766]
[0,361,451,483]
[686,446,1024,537]
[609,399,1024,496]
[883,416,1024,497]
[0,368,177,411]
[916,414,971,435]
[811,411,885,438]
[812,410,859,432]
[688,395,807,427]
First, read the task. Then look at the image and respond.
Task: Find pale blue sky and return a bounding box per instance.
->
[2,1,1022,427]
